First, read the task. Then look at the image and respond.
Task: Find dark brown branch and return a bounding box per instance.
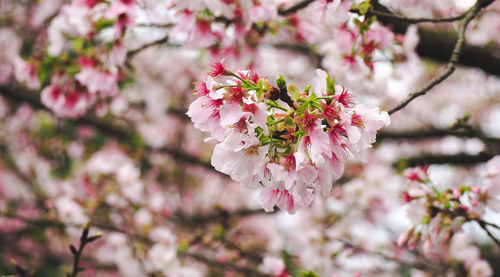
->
[68,223,102,277]
[399,153,493,167]
[278,0,316,16]
[127,36,177,58]
[185,252,271,277]
[273,43,324,68]
[221,239,263,264]
[366,0,500,77]
[0,84,217,172]
[351,8,466,24]
[378,129,479,140]
[172,208,272,226]
[476,219,500,249]
[454,123,500,155]
[416,29,500,77]
[482,220,500,231]
[378,128,500,146]
[11,260,33,277]
[388,0,488,115]
[1,212,269,276]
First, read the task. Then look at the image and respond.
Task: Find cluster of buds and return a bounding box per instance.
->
[187,62,390,213]
[398,158,500,257]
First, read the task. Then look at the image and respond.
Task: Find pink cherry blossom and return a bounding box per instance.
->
[14,58,40,90]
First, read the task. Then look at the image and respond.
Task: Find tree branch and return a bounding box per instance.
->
[388,0,487,115]
[378,128,494,141]
[273,43,324,68]
[367,10,466,23]
[278,0,316,16]
[378,128,500,155]
[476,219,500,249]
[68,223,102,277]
[126,36,179,58]
[136,23,174,28]
[0,212,269,276]
[398,153,493,167]
[0,84,218,173]
[171,208,272,226]
[365,0,500,77]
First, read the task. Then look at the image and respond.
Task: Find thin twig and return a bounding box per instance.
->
[367,10,466,23]
[476,220,500,249]
[278,0,316,16]
[475,218,500,231]
[273,43,324,68]
[171,208,272,226]
[388,0,488,115]
[10,260,33,277]
[185,252,271,276]
[127,36,178,58]
[136,23,174,28]
[68,223,102,277]
[1,212,269,275]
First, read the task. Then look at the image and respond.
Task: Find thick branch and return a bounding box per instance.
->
[367,0,500,77]
[378,129,500,150]
[366,10,466,23]
[399,153,493,167]
[0,85,217,172]
[172,208,272,226]
[378,129,479,140]
[388,0,487,115]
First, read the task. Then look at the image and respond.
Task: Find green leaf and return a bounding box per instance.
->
[72,38,85,53]
[326,74,335,95]
[86,234,103,243]
[118,72,136,89]
[300,269,319,277]
[50,155,73,179]
[86,134,106,153]
[352,0,371,15]
[39,55,59,86]
[288,84,300,100]
[95,19,115,31]
[257,79,264,98]
[214,224,225,240]
[309,91,318,102]
[200,8,213,17]
[276,75,286,90]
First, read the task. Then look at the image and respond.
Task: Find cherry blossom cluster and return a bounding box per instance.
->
[188,62,390,214]
[170,0,284,49]
[397,158,500,276]
[9,0,135,118]
[331,15,398,72]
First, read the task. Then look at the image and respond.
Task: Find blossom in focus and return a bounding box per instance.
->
[187,66,390,213]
